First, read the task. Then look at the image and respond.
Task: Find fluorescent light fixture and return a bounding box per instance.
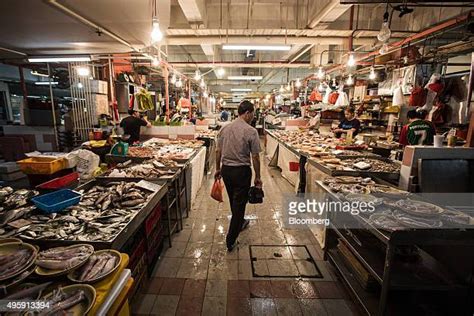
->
[28,56,91,63]
[228,76,263,80]
[31,71,49,77]
[231,88,252,92]
[222,45,291,51]
[35,81,58,85]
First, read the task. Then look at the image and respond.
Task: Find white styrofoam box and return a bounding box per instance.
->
[195,125,209,131]
[175,125,196,135]
[93,94,109,115]
[90,80,108,95]
[0,162,20,174]
[141,126,169,136]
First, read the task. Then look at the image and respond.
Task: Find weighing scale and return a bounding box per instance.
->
[110,135,130,156]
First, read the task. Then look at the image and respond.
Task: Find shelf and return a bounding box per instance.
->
[329,225,384,284]
[327,249,379,316]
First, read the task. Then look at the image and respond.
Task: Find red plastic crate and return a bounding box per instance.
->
[36,172,79,191]
[145,203,163,237]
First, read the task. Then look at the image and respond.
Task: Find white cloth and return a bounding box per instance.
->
[392,85,405,106]
[323,87,332,104]
[335,92,349,107]
[418,88,437,113]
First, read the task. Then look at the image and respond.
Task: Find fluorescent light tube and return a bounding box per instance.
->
[228,76,263,80]
[231,88,252,92]
[222,45,291,51]
[35,81,58,85]
[28,56,91,63]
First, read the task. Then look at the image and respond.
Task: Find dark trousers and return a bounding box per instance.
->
[221,165,252,247]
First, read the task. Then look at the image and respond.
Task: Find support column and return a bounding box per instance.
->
[163,65,170,124]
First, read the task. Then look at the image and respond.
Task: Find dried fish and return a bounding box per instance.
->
[39,289,86,316]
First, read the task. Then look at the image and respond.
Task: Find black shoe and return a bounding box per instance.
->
[241,219,250,231]
[227,241,238,252]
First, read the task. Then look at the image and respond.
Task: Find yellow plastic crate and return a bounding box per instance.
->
[17,157,66,175]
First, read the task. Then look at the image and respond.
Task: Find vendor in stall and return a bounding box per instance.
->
[332,107,361,138]
[119,109,152,144]
[302,108,320,131]
[399,109,435,146]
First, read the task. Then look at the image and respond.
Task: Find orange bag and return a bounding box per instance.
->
[210,179,224,202]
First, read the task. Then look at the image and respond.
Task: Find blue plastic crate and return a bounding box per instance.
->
[31,189,81,213]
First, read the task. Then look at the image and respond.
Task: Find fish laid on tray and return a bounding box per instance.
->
[106,159,177,178]
[40,288,87,316]
[0,248,35,280]
[74,252,118,282]
[2,182,153,242]
[36,245,93,271]
[0,187,39,229]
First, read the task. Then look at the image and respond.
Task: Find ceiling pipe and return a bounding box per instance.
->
[136,61,311,68]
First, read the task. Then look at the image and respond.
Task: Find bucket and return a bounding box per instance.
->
[289,162,299,172]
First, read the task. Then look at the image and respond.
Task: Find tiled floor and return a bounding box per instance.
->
[132,157,359,315]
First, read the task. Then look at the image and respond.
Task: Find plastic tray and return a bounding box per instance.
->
[17,157,66,175]
[31,189,81,213]
[35,172,79,193]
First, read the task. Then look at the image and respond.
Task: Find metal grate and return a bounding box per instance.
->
[249,245,323,278]
[68,62,97,141]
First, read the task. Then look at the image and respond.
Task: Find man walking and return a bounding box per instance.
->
[215,100,262,251]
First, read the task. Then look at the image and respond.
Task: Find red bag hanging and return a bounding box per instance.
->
[328,92,339,105]
[408,86,427,107]
[210,179,224,202]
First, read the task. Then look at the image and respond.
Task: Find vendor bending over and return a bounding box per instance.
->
[120,109,152,144]
[332,107,361,138]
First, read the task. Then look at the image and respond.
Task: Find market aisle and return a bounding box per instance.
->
[132,157,359,316]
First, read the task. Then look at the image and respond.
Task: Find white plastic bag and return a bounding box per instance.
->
[69,149,100,180]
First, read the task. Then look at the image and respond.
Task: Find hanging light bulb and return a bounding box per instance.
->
[403,56,409,64]
[286,82,291,91]
[200,79,206,88]
[216,67,225,77]
[379,43,389,55]
[151,57,159,67]
[194,70,201,81]
[170,73,177,84]
[377,22,391,42]
[77,82,83,89]
[203,90,208,98]
[279,85,285,93]
[318,82,324,92]
[332,78,337,87]
[346,74,354,85]
[347,53,356,67]
[317,66,325,79]
[151,17,163,43]
[295,78,302,88]
[175,77,183,88]
[369,67,376,80]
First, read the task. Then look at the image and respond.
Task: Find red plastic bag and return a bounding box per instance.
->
[408,86,426,107]
[328,92,339,105]
[210,179,224,202]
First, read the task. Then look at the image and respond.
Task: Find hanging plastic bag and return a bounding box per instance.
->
[69,149,100,180]
[210,179,224,202]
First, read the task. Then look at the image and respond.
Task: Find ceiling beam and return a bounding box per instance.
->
[168,61,310,68]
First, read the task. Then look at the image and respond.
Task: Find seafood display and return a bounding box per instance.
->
[394,199,445,217]
[0,187,39,228]
[40,285,95,316]
[127,146,155,158]
[0,242,37,281]
[0,182,155,242]
[70,250,120,282]
[3,281,52,300]
[322,157,400,173]
[106,159,177,178]
[36,245,93,272]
